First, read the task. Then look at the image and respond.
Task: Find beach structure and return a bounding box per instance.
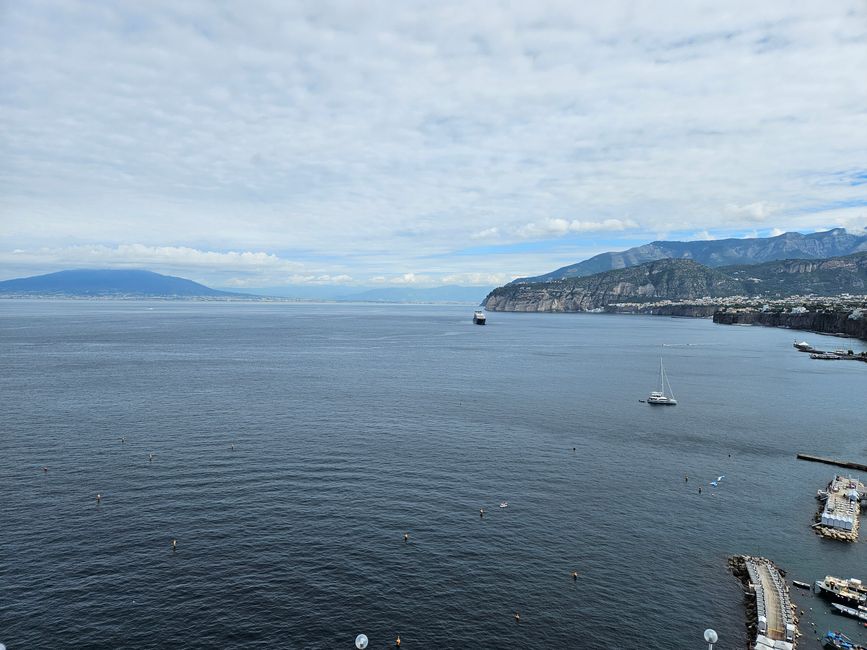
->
[815,475,865,542]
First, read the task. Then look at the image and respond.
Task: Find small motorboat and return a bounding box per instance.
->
[792,580,812,589]
[499,501,508,508]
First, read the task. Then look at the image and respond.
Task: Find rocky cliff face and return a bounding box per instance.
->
[485,252,867,312]
[516,228,867,283]
[713,309,867,340]
[484,259,739,312]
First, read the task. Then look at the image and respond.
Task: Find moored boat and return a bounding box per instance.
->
[816,576,867,606]
[647,358,677,405]
[823,631,865,649]
[832,603,867,622]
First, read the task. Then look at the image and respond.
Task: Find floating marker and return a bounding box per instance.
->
[355,633,368,649]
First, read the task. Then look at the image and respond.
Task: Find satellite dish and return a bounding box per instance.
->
[704,628,718,643]
[355,633,369,649]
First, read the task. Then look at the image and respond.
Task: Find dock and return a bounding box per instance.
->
[796,454,867,472]
[814,475,865,542]
[730,556,798,650]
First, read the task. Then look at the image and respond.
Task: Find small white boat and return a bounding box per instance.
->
[647,358,677,405]
[473,309,487,325]
[499,501,508,508]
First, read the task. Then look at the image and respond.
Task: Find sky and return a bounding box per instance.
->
[1,1,866,289]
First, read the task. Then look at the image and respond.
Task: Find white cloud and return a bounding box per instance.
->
[440,272,515,285]
[726,202,783,222]
[769,227,786,236]
[471,227,500,240]
[0,1,865,285]
[515,218,639,239]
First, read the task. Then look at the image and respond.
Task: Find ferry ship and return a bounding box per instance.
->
[815,576,867,606]
[473,309,486,325]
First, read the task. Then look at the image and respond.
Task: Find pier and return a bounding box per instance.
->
[814,475,865,542]
[796,454,867,472]
[730,556,798,650]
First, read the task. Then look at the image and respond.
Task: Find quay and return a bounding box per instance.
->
[796,454,867,473]
[814,475,865,542]
[730,556,798,650]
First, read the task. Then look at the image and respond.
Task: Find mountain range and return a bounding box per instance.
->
[0,269,491,303]
[484,251,867,312]
[0,269,241,298]
[513,228,867,284]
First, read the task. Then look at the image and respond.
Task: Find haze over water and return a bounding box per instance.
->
[2,301,865,649]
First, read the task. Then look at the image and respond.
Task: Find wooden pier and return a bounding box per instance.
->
[796,454,867,472]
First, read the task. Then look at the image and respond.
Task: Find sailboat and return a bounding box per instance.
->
[647,358,677,405]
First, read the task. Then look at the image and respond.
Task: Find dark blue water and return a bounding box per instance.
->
[1,301,865,649]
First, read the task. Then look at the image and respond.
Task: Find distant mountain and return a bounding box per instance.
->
[514,228,867,284]
[338,285,491,303]
[0,269,242,298]
[484,252,867,312]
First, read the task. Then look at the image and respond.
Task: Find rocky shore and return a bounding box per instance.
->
[713,308,867,341]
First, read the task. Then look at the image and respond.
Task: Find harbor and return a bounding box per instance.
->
[730,556,798,650]
[792,340,867,363]
[814,476,865,542]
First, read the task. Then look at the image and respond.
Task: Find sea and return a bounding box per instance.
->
[1,300,865,649]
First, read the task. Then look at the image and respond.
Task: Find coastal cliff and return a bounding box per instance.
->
[484,259,738,312]
[713,308,867,340]
[484,252,867,312]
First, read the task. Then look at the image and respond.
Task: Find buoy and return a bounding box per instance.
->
[355,634,368,649]
[121,437,125,443]
[403,533,409,543]
[148,453,154,462]
[171,539,177,551]
[684,475,688,482]
[479,508,485,517]
[395,635,401,647]
[571,571,578,581]
[42,466,48,472]
[514,611,521,623]
[698,487,702,494]
[96,493,101,503]
[231,444,235,450]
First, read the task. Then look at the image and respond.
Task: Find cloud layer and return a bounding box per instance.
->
[1,1,866,285]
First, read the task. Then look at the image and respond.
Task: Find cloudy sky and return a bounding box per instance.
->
[2,1,866,288]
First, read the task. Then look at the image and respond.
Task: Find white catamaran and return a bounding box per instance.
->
[648,358,677,405]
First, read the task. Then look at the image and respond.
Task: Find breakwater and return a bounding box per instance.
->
[797,454,867,472]
[713,308,867,340]
[729,556,798,650]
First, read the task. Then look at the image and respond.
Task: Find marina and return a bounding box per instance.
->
[793,340,867,363]
[730,556,798,650]
[814,476,865,542]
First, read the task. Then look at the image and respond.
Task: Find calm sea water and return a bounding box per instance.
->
[1,301,865,649]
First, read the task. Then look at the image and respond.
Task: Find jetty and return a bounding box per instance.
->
[730,556,798,650]
[796,454,867,473]
[814,475,865,542]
